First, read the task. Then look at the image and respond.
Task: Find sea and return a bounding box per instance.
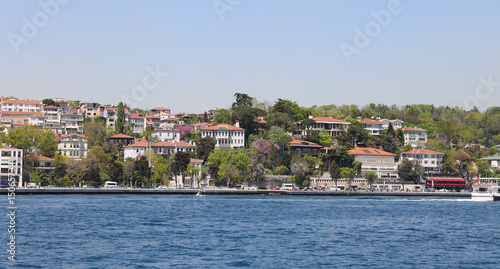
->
[1,195,499,268]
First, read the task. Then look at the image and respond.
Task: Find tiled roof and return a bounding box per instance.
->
[288,140,323,148]
[402,149,443,155]
[348,147,396,156]
[311,117,350,123]
[109,134,135,139]
[360,119,382,124]
[124,141,148,148]
[190,158,203,162]
[402,127,417,131]
[0,146,19,150]
[1,99,42,104]
[202,124,244,131]
[27,154,54,161]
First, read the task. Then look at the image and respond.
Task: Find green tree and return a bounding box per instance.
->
[83,117,108,148]
[42,98,58,106]
[232,92,253,108]
[197,136,215,162]
[340,167,356,190]
[352,161,362,176]
[173,152,191,187]
[116,102,125,134]
[397,158,414,189]
[133,156,151,187]
[267,126,291,143]
[219,163,239,188]
[380,134,398,153]
[329,161,341,187]
[364,171,378,189]
[212,109,232,125]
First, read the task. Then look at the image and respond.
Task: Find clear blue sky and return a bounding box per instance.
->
[1,0,500,114]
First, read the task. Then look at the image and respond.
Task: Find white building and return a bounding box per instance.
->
[377,119,404,130]
[151,141,196,158]
[348,147,398,179]
[60,109,84,134]
[152,129,180,142]
[128,114,146,133]
[124,140,148,160]
[201,124,245,149]
[401,149,443,173]
[403,127,428,147]
[299,116,351,137]
[0,98,43,113]
[57,134,88,160]
[360,119,385,136]
[0,147,23,187]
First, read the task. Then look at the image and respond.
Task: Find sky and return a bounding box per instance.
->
[1,0,500,114]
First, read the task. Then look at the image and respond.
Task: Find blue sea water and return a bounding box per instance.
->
[1,195,499,268]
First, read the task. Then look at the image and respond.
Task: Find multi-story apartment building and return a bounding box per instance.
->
[403,127,428,147]
[200,124,245,149]
[57,134,88,160]
[127,114,146,133]
[401,149,443,173]
[0,147,23,187]
[81,102,101,118]
[348,147,398,179]
[0,98,43,113]
[60,109,84,134]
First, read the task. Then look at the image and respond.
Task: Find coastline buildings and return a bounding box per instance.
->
[57,134,88,160]
[348,147,398,179]
[401,149,444,173]
[201,124,245,149]
[0,147,23,187]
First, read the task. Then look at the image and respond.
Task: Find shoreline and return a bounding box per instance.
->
[0,188,471,198]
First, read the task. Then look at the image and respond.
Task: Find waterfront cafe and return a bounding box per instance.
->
[426,177,466,191]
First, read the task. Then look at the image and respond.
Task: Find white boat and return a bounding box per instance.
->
[195,190,206,197]
[471,178,500,202]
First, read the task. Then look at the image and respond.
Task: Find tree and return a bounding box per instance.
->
[301,118,316,139]
[173,152,191,187]
[219,164,239,188]
[66,158,88,187]
[185,164,201,188]
[386,122,396,137]
[116,102,125,134]
[398,158,414,190]
[267,126,291,144]
[364,171,378,189]
[42,98,58,106]
[232,92,253,108]
[340,167,356,190]
[336,121,371,148]
[197,136,215,162]
[329,161,341,187]
[133,156,151,187]
[83,117,108,148]
[352,161,362,176]
[380,134,398,153]
[437,119,461,146]
[212,109,231,125]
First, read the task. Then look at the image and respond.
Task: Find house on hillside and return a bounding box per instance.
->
[288,140,323,154]
[57,134,88,160]
[201,124,245,149]
[348,147,398,179]
[0,147,23,187]
[403,127,427,147]
[297,116,351,137]
[401,149,443,173]
[360,119,384,136]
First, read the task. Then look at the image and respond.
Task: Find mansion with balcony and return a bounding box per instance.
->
[348,147,398,179]
[360,119,384,136]
[401,149,443,173]
[201,124,245,149]
[57,134,88,160]
[297,116,351,137]
[288,140,324,154]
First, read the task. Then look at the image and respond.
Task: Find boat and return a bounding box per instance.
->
[471,178,500,202]
[195,189,206,197]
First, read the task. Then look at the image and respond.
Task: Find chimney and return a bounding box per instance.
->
[235,120,240,128]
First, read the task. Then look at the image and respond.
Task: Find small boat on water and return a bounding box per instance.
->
[471,178,500,202]
[195,189,206,197]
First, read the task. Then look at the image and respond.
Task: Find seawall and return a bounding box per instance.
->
[0,188,471,198]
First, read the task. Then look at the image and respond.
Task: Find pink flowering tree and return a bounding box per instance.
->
[252,137,279,155]
[177,125,195,142]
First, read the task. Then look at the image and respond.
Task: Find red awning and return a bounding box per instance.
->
[427,178,465,182]
[426,183,466,186]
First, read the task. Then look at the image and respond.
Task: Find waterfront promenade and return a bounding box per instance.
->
[0,188,471,198]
